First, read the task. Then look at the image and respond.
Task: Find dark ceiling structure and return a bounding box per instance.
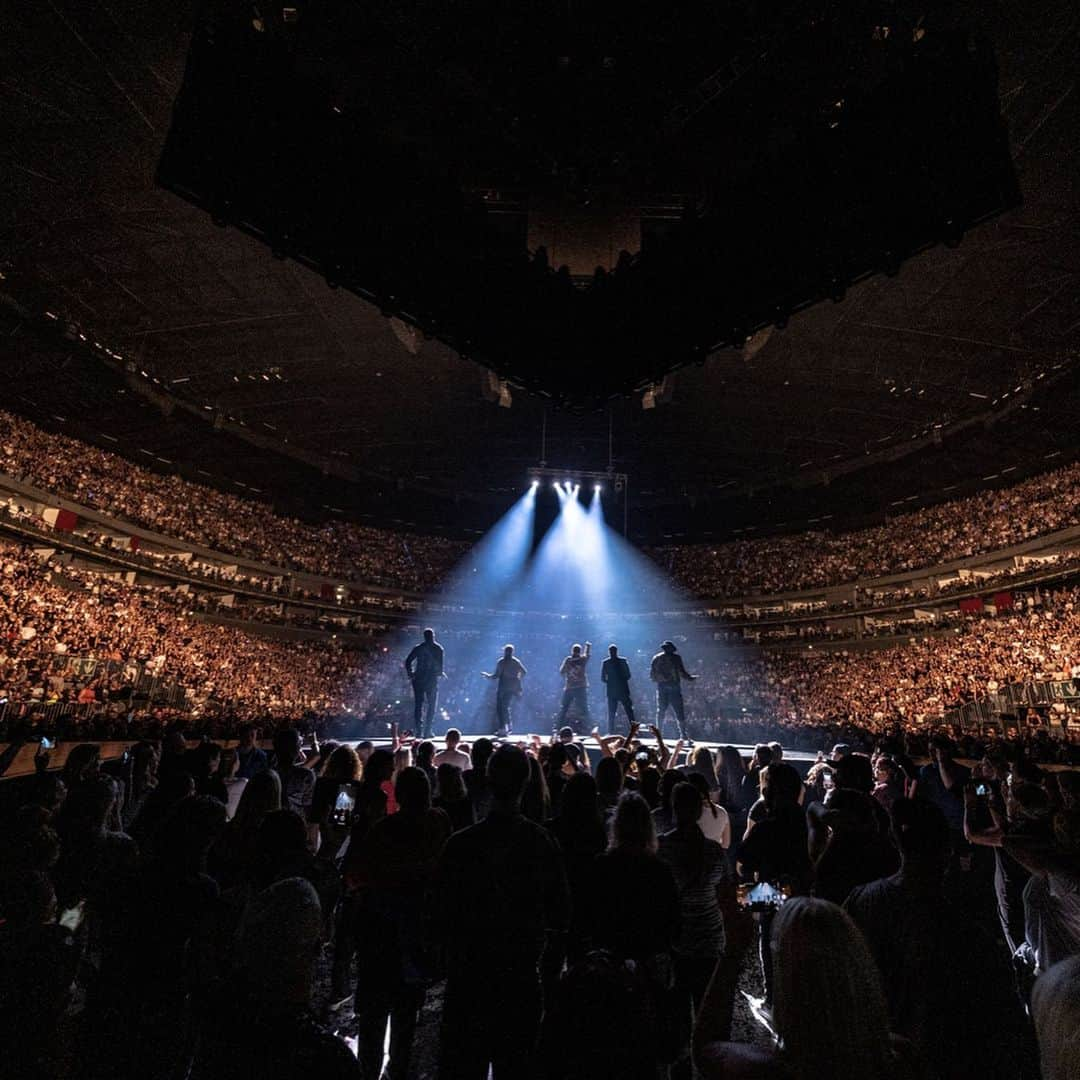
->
[1,1,1079,542]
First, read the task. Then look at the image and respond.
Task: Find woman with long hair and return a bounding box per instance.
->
[686,772,731,850]
[715,746,748,845]
[588,793,680,965]
[659,783,731,1080]
[414,739,437,789]
[311,745,363,859]
[522,752,552,824]
[208,769,282,888]
[545,771,608,986]
[1032,955,1080,1080]
[653,767,683,835]
[694,897,923,1080]
[736,763,811,1006]
[122,741,159,830]
[688,746,720,793]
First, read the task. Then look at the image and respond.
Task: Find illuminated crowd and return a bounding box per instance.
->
[4,410,1080,606]
[654,459,1080,598]
[4,531,1080,761]
[0,409,466,589]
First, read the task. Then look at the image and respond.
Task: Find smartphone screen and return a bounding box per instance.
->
[40,737,53,750]
[59,901,85,931]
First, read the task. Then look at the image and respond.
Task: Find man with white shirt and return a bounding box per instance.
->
[433,727,470,771]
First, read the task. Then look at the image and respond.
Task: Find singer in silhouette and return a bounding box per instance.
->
[404,627,445,738]
[482,644,527,736]
[600,643,635,734]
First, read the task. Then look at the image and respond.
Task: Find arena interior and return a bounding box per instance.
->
[2,3,1080,1079]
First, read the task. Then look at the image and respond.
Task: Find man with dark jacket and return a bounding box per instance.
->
[601,644,635,734]
[434,745,570,1079]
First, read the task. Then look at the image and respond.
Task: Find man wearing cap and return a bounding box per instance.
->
[649,640,697,742]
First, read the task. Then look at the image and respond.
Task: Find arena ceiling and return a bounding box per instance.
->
[1,1,1080,541]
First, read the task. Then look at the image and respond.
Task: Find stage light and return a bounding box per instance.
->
[595,484,602,492]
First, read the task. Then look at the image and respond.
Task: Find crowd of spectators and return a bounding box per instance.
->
[0,541,380,722]
[2,720,1076,1079]
[0,409,466,590]
[690,586,1080,740]
[5,531,1080,762]
[657,460,1080,598]
[5,409,1080,607]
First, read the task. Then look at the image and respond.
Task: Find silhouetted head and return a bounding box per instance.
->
[661,641,676,654]
[273,728,302,767]
[609,644,618,657]
[488,744,530,805]
[395,766,432,814]
[503,644,514,658]
[423,627,435,642]
[572,644,582,657]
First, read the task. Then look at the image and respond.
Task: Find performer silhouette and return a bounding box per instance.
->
[482,644,527,736]
[556,642,591,731]
[650,640,697,741]
[600,643,635,734]
[404,627,445,739]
